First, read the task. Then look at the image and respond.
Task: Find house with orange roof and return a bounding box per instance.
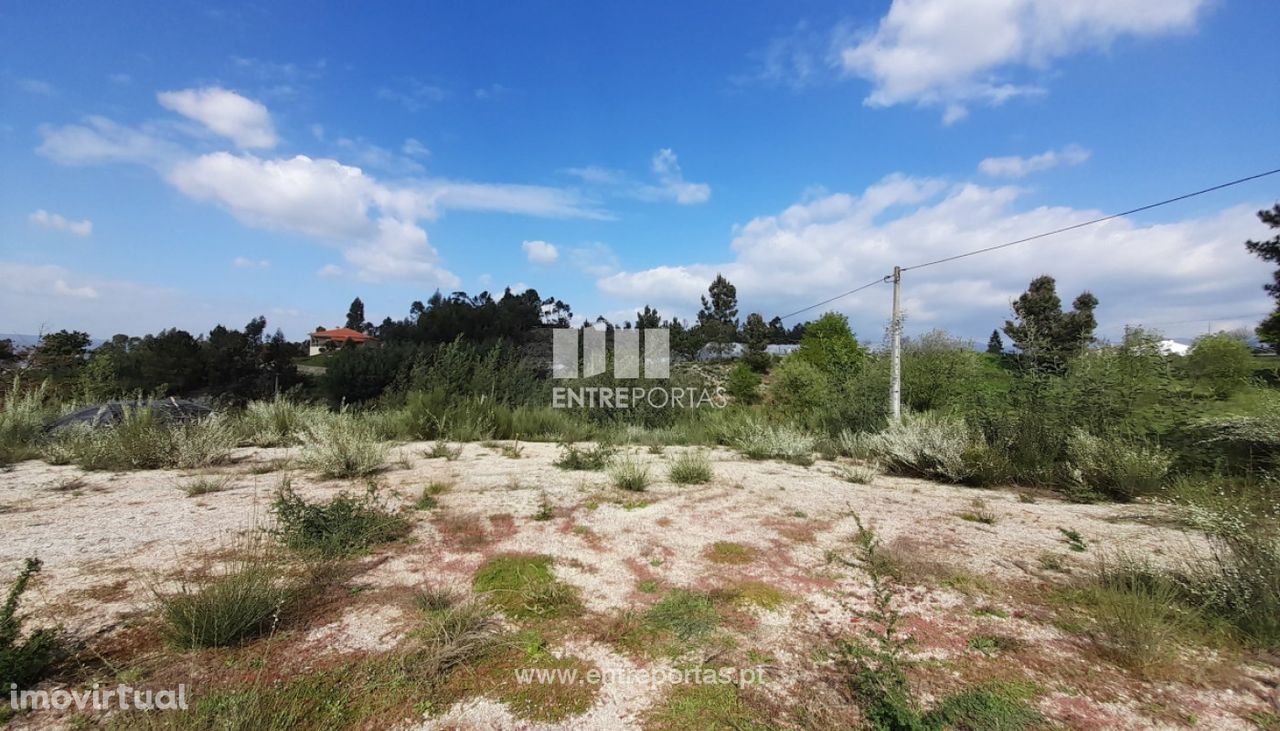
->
[308,327,379,356]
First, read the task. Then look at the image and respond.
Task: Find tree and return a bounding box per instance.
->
[345,297,368,332]
[742,313,770,372]
[1244,204,1280,351]
[1185,332,1254,398]
[795,312,865,381]
[1002,275,1098,366]
[986,330,1004,355]
[635,306,662,329]
[29,330,92,388]
[696,274,739,345]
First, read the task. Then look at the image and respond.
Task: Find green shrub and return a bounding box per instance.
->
[725,363,761,404]
[271,478,409,558]
[0,379,57,467]
[861,412,984,483]
[837,463,877,484]
[731,419,815,465]
[1066,429,1170,501]
[300,415,388,478]
[609,455,651,491]
[645,590,721,641]
[1184,332,1254,398]
[156,544,302,649]
[766,358,831,425]
[238,398,320,447]
[0,558,64,690]
[42,409,235,471]
[554,442,615,470]
[668,450,713,484]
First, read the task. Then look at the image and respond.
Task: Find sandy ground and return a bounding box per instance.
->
[1,442,1277,729]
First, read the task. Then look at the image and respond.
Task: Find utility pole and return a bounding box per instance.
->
[889,265,902,423]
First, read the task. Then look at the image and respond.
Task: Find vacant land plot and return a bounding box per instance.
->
[1,443,1276,729]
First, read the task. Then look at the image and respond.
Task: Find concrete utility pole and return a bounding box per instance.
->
[889,265,902,423]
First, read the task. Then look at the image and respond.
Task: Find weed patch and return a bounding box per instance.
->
[472,554,581,620]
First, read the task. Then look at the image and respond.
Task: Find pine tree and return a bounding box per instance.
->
[635,305,662,329]
[1002,275,1098,366]
[742,313,770,371]
[986,330,1003,355]
[1245,205,1280,351]
[696,274,739,344]
[345,297,367,332]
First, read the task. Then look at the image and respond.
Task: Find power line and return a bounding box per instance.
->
[775,167,1280,321]
[777,277,887,321]
[901,167,1280,272]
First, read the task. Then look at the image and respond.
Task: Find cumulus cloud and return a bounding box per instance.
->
[0,263,100,303]
[157,86,278,149]
[839,0,1208,121]
[522,240,559,265]
[978,145,1091,178]
[29,209,93,236]
[647,149,711,204]
[599,174,1274,340]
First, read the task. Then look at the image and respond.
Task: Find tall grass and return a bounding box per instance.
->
[42,408,235,471]
[1066,429,1171,501]
[300,415,388,478]
[238,398,322,447]
[609,455,651,491]
[731,419,815,465]
[271,477,410,558]
[156,541,303,649]
[0,378,56,467]
[667,450,713,485]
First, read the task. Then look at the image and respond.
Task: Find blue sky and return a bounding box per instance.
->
[1,0,1277,343]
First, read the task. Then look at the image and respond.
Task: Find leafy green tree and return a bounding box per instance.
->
[795,312,865,381]
[1185,332,1254,397]
[742,313,770,372]
[345,297,368,332]
[986,330,1004,355]
[1244,205,1280,351]
[1003,275,1098,367]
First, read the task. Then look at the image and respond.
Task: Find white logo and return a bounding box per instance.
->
[551,327,669,380]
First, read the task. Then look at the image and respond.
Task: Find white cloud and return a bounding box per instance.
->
[839,0,1207,121]
[599,174,1274,340]
[979,145,1091,177]
[29,209,93,236]
[731,21,834,89]
[646,149,711,205]
[231,256,270,269]
[522,239,559,265]
[0,263,101,304]
[564,150,710,206]
[402,138,430,158]
[333,136,424,175]
[157,86,278,149]
[36,116,180,167]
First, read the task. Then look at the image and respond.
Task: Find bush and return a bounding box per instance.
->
[766,358,832,426]
[272,478,409,558]
[609,455,651,491]
[300,415,388,478]
[156,542,303,648]
[554,442,615,470]
[0,379,56,467]
[860,412,984,484]
[731,419,815,465]
[42,409,235,471]
[725,363,761,404]
[1066,429,1170,501]
[238,398,320,447]
[668,450,713,484]
[1,558,64,690]
[1185,332,1254,398]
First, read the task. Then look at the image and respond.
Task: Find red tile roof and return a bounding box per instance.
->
[311,327,377,342]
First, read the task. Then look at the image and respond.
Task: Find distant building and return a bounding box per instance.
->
[695,342,799,361]
[1157,339,1190,356]
[308,327,378,356]
[765,344,800,356]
